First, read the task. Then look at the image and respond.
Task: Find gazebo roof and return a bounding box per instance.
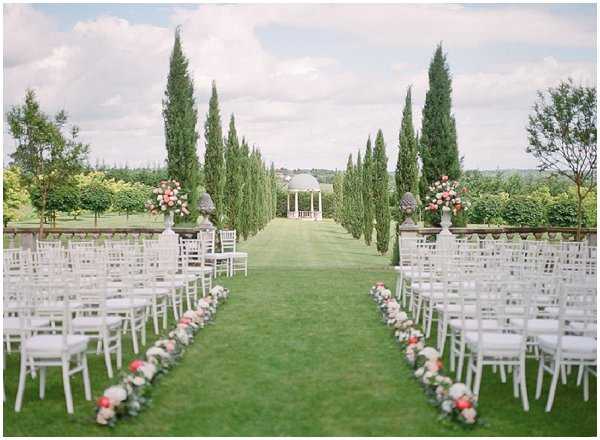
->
[288,173,320,192]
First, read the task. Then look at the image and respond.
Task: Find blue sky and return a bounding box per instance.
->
[4,3,597,170]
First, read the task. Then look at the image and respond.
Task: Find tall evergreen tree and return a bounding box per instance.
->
[204,81,226,227]
[419,43,460,200]
[332,172,344,223]
[350,151,363,239]
[342,154,354,231]
[239,138,252,240]
[270,163,277,221]
[392,87,420,264]
[224,114,243,235]
[373,129,391,254]
[163,27,199,223]
[362,137,374,246]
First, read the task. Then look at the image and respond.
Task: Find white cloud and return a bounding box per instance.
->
[3,4,596,171]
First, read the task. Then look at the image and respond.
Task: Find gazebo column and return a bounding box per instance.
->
[294,191,298,218]
[310,191,314,218]
[318,191,322,220]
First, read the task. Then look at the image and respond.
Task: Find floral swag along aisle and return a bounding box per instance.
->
[95,286,229,426]
[369,283,480,427]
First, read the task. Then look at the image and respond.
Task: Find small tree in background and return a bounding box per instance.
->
[7,89,88,234]
[204,81,226,228]
[3,166,30,227]
[527,79,597,239]
[113,182,150,221]
[30,179,80,226]
[362,137,374,246]
[80,176,113,227]
[373,129,391,254]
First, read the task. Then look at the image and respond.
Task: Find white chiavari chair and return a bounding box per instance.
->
[219,230,248,276]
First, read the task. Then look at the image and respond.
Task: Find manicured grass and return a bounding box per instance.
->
[3,218,596,436]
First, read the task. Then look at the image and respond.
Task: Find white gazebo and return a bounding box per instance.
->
[287,173,322,221]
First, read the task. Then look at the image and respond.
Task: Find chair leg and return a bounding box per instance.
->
[116,331,123,369]
[103,332,114,378]
[473,354,484,397]
[536,355,545,400]
[15,351,28,412]
[39,367,46,399]
[545,360,561,412]
[466,354,474,390]
[61,355,74,414]
[151,300,159,335]
[583,367,589,401]
[499,364,507,383]
[519,355,529,411]
[130,314,139,354]
[82,353,92,401]
[577,364,584,386]
[456,337,466,382]
[513,363,519,398]
[560,364,567,385]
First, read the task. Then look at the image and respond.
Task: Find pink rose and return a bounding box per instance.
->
[442,175,449,182]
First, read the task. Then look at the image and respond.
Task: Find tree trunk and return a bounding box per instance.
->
[576,178,583,241]
[38,192,47,236]
[94,212,98,227]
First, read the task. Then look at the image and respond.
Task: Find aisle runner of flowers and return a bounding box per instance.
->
[369,282,480,427]
[95,285,229,426]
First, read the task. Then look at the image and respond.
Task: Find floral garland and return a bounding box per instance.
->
[95,285,230,426]
[369,282,479,427]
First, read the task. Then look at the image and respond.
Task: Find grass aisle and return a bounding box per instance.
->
[3,219,596,436]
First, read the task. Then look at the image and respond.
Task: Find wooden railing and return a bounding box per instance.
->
[3,227,203,249]
[400,226,597,245]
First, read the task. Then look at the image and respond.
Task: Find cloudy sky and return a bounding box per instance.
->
[3,3,596,171]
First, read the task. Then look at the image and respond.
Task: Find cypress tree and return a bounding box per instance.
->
[342,154,354,231]
[419,43,460,200]
[392,87,420,264]
[162,26,199,223]
[373,129,390,254]
[239,137,252,240]
[225,114,243,235]
[270,163,277,220]
[204,81,226,227]
[362,137,374,245]
[350,151,363,239]
[332,172,344,223]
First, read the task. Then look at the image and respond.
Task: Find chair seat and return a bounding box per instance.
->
[153,279,186,288]
[72,316,122,329]
[186,266,213,274]
[4,317,50,332]
[131,287,170,296]
[106,298,150,309]
[538,335,597,355]
[510,318,559,333]
[465,332,524,351]
[412,282,444,292]
[25,334,89,353]
[173,273,198,281]
[435,304,477,314]
[221,251,248,258]
[569,322,597,334]
[36,301,84,312]
[449,319,500,331]
[204,253,230,260]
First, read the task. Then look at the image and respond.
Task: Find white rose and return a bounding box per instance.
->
[104,385,127,405]
[441,400,454,413]
[96,407,115,425]
[449,383,468,400]
[461,408,477,424]
[139,362,157,380]
[133,376,146,386]
[419,347,440,361]
[146,347,168,359]
[414,367,425,378]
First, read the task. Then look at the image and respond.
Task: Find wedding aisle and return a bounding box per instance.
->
[4,219,595,436]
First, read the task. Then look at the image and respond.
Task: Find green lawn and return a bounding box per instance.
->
[3,218,596,436]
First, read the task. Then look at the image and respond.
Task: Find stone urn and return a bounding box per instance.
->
[198,192,216,230]
[162,211,176,236]
[439,206,452,237]
[400,192,418,227]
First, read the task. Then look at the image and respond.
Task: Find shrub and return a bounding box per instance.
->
[547,196,578,227]
[468,194,505,225]
[502,196,546,226]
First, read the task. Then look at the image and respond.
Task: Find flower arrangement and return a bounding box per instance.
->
[424,176,470,215]
[368,283,479,427]
[145,179,189,217]
[95,286,230,426]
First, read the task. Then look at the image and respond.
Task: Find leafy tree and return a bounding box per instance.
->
[373,129,391,254]
[547,195,579,227]
[3,166,30,227]
[527,79,597,239]
[112,182,150,220]
[419,44,460,200]
[468,194,506,225]
[204,81,226,228]
[80,176,113,227]
[362,137,374,245]
[30,179,80,226]
[163,27,200,223]
[224,114,244,234]
[502,196,545,227]
[7,89,88,234]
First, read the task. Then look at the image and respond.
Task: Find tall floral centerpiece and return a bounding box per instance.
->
[424,176,469,236]
[145,180,189,235]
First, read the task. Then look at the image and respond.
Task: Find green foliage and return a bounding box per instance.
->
[97,166,169,187]
[342,154,354,230]
[527,78,597,235]
[3,166,30,226]
[225,114,244,234]
[396,87,420,203]
[163,27,200,223]
[468,194,506,225]
[373,130,390,254]
[348,152,363,239]
[7,89,88,232]
[80,176,113,227]
[362,138,374,246]
[547,195,578,227]
[332,172,344,223]
[204,81,226,228]
[501,196,545,226]
[239,138,252,240]
[112,182,150,220]
[419,44,460,201]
